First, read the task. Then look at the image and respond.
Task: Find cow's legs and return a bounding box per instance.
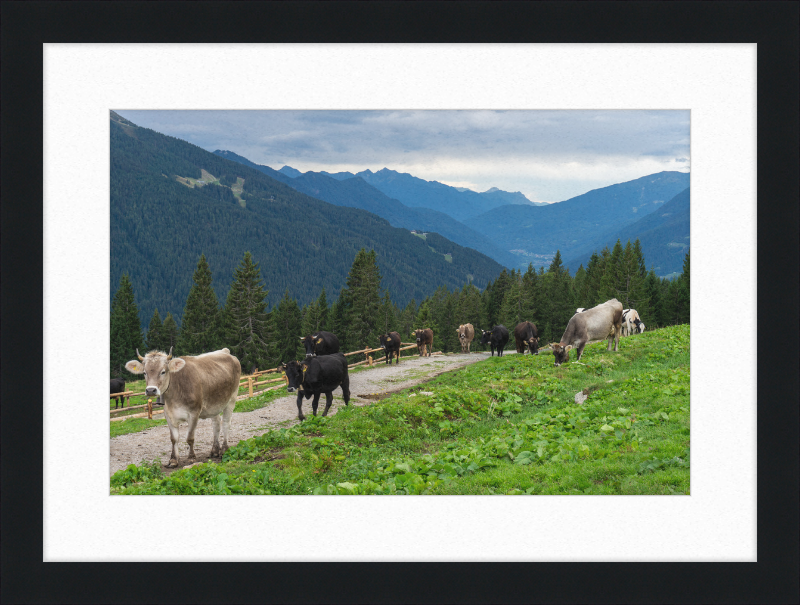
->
[210,415,222,458]
[311,393,322,416]
[185,414,199,463]
[576,343,586,360]
[322,391,334,416]
[296,392,305,421]
[220,396,234,453]
[165,415,180,468]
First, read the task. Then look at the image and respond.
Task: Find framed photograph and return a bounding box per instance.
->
[3,2,797,603]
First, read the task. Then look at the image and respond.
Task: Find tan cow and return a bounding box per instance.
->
[550,298,623,366]
[456,323,474,353]
[125,347,241,468]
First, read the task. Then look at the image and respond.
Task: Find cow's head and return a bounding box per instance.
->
[280,360,307,393]
[378,334,392,350]
[480,330,492,345]
[636,320,645,334]
[125,347,184,397]
[528,336,540,355]
[299,333,323,357]
[414,330,424,344]
[550,343,572,366]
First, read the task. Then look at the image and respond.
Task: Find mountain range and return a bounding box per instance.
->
[111,113,505,329]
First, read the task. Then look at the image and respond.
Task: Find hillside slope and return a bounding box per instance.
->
[564,187,690,276]
[214,150,518,268]
[111,112,505,328]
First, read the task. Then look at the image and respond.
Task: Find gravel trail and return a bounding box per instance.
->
[109,351,515,476]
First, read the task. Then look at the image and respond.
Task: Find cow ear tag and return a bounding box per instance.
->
[316,338,323,344]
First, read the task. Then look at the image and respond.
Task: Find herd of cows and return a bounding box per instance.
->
[112,298,645,468]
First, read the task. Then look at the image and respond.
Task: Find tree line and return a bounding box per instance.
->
[110,239,689,378]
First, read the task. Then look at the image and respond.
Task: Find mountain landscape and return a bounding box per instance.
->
[111,112,505,328]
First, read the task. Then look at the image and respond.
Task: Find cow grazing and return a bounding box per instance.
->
[299,331,340,358]
[550,298,623,366]
[413,328,434,357]
[481,325,510,357]
[621,309,644,336]
[280,353,350,421]
[125,347,241,468]
[110,378,126,409]
[513,321,540,355]
[378,332,402,365]
[456,323,475,354]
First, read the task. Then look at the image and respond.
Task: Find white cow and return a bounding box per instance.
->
[621,309,644,336]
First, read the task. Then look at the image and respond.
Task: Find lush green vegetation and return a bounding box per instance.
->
[111,324,689,495]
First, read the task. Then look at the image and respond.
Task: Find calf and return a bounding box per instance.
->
[513,321,539,355]
[480,325,510,357]
[621,309,644,336]
[550,298,623,366]
[280,353,350,421]
[455,323,474,354]
[110,378,126,409]
[413,328,434,357]
[378,332,402,365]
[125,347,241,467]
[299,331,340,357]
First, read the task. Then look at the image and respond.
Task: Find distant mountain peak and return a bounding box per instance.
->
[279,165,303,178]
[484,187,500,193]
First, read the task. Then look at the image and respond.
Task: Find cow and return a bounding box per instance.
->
[280,353,350,421]
[125,347,241,468]
[513,321,540,355]
[110,378,126,409]
[413,328,434,357]
[550,298,623,366]
[299,331,340,358]
[480,325,510,357]
[378,332,402,365]
[621,309,644,336]
[456,323,475,354]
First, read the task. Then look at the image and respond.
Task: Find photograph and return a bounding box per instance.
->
[108,109,691,496]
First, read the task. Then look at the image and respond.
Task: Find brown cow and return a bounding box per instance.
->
[550,298,623,366]
[413,328,434,357]
[125,347,241,468]
[513,321,540,355]
[455,323,474,353]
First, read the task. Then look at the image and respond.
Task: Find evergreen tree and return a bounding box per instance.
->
[329,297,349,351]
[378,290,397,336]
[543,251,575,343]
[485,269,511,327]
[301,297,323,336]
[633,238,647,278]
[270,290,303,363]
[583,251,603,308]
[340,249,382,349]
[110,273,143,377]
[179,254,223,355]
[223,252,270,373]
[519,264,543,328]
[399,298,417,340]
[644,269,664,329]
[162,313,180,353]
[415,300,432,331]
[677,251,690,324]
[499,270,523,330]
[145,308,165,352]
[316,287,329,333]
[599,241,623,301]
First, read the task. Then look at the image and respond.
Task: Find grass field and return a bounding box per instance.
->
[111,324,689,494]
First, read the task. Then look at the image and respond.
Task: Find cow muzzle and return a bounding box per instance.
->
[287,387,296,393]
[145,387,160,396]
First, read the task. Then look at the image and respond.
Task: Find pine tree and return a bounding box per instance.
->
[499,269,523,330]
[316,287,329,332]
[269,290,303,364]
[399,298,417,340]
[599,241,623,301]
[543,251,575,343]
[340,249,382,349]
[145,308,165,352]
[179,254,223,355]
[633,239,647,278]
[223,252,270,373]
[677,251,690,324]
[378,290,397,335]
[110,273,143,377]
[645,269,664,329]
[162,313,180,353]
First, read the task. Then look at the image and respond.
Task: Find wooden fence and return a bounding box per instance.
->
[110,341,439,419]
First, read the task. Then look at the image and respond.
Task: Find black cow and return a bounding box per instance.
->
[378,332,402,365]
[299,331,340,358]
[480,325,510,357]
[110,378,126,409]
[513,321,540,355]
[280,353,351,421]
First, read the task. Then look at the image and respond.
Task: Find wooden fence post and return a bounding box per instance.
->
[248,377,253,398]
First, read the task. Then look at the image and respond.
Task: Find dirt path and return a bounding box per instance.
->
[110,351,517,476]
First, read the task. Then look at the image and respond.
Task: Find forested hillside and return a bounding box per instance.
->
[564,188,690,276]
[110,112,505,329]
[214,150,520,267]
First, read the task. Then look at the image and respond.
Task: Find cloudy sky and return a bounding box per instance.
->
[114,110,690,204]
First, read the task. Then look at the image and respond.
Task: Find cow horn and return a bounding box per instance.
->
[299,337,305,342]
[136,348,144,361]
[166,346,173,360]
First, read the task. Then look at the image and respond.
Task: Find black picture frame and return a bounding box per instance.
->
[2,2,797,603]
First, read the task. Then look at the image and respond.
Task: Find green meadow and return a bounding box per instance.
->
[111,324,689,495]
